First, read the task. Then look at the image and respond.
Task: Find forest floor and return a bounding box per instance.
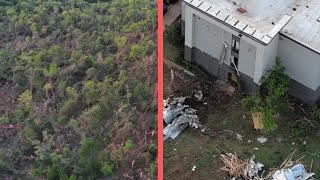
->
[163,21,320,180]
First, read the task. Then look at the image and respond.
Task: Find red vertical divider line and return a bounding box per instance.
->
[157,0,164,180]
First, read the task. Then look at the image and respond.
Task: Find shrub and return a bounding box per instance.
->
[165,20,184,46]
[0,153,8,173]
[241,58,289,132]
[124,139,134,153]
[100,162,113,176]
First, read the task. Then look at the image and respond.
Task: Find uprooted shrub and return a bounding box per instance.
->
[242,58,290,132]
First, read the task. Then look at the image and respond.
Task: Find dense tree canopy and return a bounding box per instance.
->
[0,0,157,179]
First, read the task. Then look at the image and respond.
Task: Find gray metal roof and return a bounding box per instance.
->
[184,0,320,53]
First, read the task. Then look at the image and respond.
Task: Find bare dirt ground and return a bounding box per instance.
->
[163,63,320,180]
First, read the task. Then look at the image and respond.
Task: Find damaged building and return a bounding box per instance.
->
[181,0,320,104]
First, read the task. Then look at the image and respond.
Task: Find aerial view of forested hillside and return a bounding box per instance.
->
[0,0,157,179]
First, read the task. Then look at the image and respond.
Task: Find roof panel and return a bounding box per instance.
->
[190,0,202,7]
[207,4,221,17]
[184,0,320,48]
[225,16,238,26]
[234,21,247,31]
[268,15,292,37]
[252,30,265,40]
[198,1,211,12]
[261,36,272,44]
[243,26,256,35]
[216,10,229,21]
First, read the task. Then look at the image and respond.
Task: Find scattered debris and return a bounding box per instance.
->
[192,166,197,172]
[236,133,243,141]
[272,164,314,180]
[194,91,203,101]
[184,70,195,77]
[163,97,201,140]
[220,153,265,179]
[257,137,268,144]
[252,112,264,130]
[163,105,184,124]
[220,153,248,178]
[244,155,264,179]
[214,79,228,91]
[163,114,199,140]
[231,73,238,83]
[223,130,244,141]
[163,97,186,124]
[225,85,236,96]
[264,149,315,179]
[164,59,195,77]
[220,152,315,180]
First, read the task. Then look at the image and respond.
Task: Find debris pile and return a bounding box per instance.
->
[272,164,314,180]
[266,149,315,180]
[220,150,315,180]
[244,155,264,179]
[163,97,201,140]
[194,90,203,101]
[220,153,249,178]
[257,137,268,144]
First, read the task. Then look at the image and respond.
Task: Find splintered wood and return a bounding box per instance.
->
[220,153,248,178]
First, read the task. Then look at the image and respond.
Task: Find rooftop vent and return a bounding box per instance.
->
[237,7,247,13]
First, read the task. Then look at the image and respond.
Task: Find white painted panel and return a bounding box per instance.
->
[278,35,320,90]
[184,4,264,56]
[238,40,256,78]
[261,35,279,78]
[193,15,232,63]
[181,2,186,21]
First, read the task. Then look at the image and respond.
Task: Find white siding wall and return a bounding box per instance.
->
[184,5,263,79]
[261,35,279,80]
[184,5,262,52]
[238,40,257,77]
[193,15,232,65]
[184,4,282,84]
[181,2,185,21]
[278,35,320,91]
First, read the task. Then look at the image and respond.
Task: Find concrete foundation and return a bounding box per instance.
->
[184,45,192,62]
[288,79,320,105]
